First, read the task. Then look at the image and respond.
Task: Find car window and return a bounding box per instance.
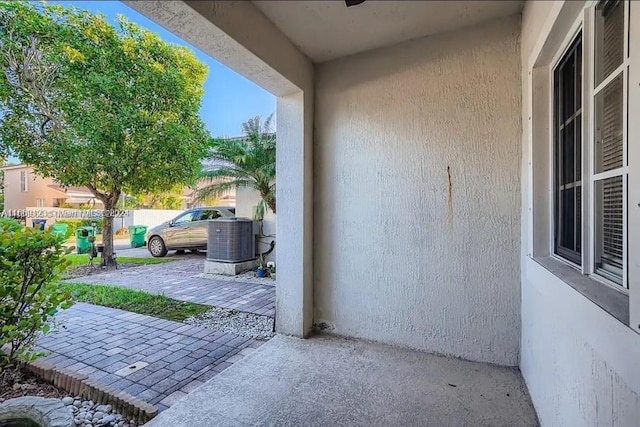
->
[200,210,222,220]
[173,211,196,224]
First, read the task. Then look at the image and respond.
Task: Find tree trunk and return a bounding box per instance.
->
[101,200,116,267]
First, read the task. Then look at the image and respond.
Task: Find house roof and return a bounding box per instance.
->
[0,163,29,171]
[47,185,96,198]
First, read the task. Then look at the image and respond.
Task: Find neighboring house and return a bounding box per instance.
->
[0,164,235,213]
[0,164,102,213]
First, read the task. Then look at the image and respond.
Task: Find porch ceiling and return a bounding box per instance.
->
[252,0,524,63]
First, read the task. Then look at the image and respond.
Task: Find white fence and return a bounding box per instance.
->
[24,207,182,234]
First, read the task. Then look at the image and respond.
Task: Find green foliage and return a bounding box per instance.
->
[0,217,22,232]
[199,115,276,220]
[0,2,210,261]
[0,227,73,368]
[59,282,209,322]
[130,186,185,210]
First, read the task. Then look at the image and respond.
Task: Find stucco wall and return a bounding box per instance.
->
[520,1,640,426]
[314,15,522,366]
[3,167,56,211]
[235,186,276,263]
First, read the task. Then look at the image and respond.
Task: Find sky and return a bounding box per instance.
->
[51,1,276,138]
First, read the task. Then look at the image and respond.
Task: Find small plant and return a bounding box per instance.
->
[0,227,73,369]
[256,255,268,277]
[0,218,22,232]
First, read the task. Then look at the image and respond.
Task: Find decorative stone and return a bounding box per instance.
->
[96,404,112,413]
[73,400,82,408]
[0,397,74,427]
[94,411,105,420]
[101,414,116,424]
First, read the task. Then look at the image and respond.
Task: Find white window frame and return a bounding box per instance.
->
[549,0,631,293]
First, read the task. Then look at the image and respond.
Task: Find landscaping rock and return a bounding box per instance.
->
[0,397,73,427]
[49,396,136,427]
[185,306,274,340]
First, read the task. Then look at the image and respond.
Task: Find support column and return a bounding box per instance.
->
[276,90,314,337]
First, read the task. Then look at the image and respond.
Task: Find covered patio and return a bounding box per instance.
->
[146,335,537,426]
[124,1,640,425]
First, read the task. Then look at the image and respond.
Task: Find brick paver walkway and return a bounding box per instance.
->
[37,303,265,412]
[66,257,276,317]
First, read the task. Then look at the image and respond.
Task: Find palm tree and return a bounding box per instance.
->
[198,115,276,220]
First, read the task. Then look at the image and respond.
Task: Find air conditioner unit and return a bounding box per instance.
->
[207,218,255,263]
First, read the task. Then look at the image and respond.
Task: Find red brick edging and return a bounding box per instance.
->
[25,359,158,425]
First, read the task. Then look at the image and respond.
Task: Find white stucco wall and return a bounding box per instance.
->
[314,15,522,366]
[520,2,640,426]
[235,186,276,263]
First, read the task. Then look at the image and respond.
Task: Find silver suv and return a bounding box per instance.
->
[146,207,235,257]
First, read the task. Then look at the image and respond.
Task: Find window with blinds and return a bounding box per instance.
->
[550,0,630,290]
[593,0,627,286]
[554,35,583,265]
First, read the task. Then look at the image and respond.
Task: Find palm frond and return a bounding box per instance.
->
[200,114,277,215]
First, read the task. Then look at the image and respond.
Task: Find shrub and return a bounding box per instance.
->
[0,227,73,368]
[0,218,22,232]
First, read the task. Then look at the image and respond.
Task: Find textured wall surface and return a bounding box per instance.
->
[235,186,276,263]
[314,15,522,366]
[520,2,640,425]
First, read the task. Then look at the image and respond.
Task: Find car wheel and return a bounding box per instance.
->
[148,236,168,257]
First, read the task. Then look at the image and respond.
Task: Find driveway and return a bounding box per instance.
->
[38,252,276,412]
[65,254,275,317]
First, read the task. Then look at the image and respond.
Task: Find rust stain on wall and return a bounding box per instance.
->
[447,166,454,226]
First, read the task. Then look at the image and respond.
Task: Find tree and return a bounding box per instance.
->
[0,2,210,264]
[199,115,276,220]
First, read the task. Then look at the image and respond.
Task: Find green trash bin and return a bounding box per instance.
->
[128,225,148,248]
[75,226,96,254]
[51,223,69,239]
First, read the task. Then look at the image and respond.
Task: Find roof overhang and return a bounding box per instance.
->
[252,0,524,63]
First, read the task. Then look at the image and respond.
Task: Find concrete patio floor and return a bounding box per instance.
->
[146,335,539,427]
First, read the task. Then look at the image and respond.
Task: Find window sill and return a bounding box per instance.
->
[533,257,629,326]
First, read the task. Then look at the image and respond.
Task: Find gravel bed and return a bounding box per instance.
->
[62,397,137,427]
[196,270,276,286]
[185,306,275,340]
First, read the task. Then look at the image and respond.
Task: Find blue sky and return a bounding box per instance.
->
[52,1,275,138]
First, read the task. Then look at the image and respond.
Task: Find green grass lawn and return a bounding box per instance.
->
[64,253,174,268]
[59,282,210,322]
